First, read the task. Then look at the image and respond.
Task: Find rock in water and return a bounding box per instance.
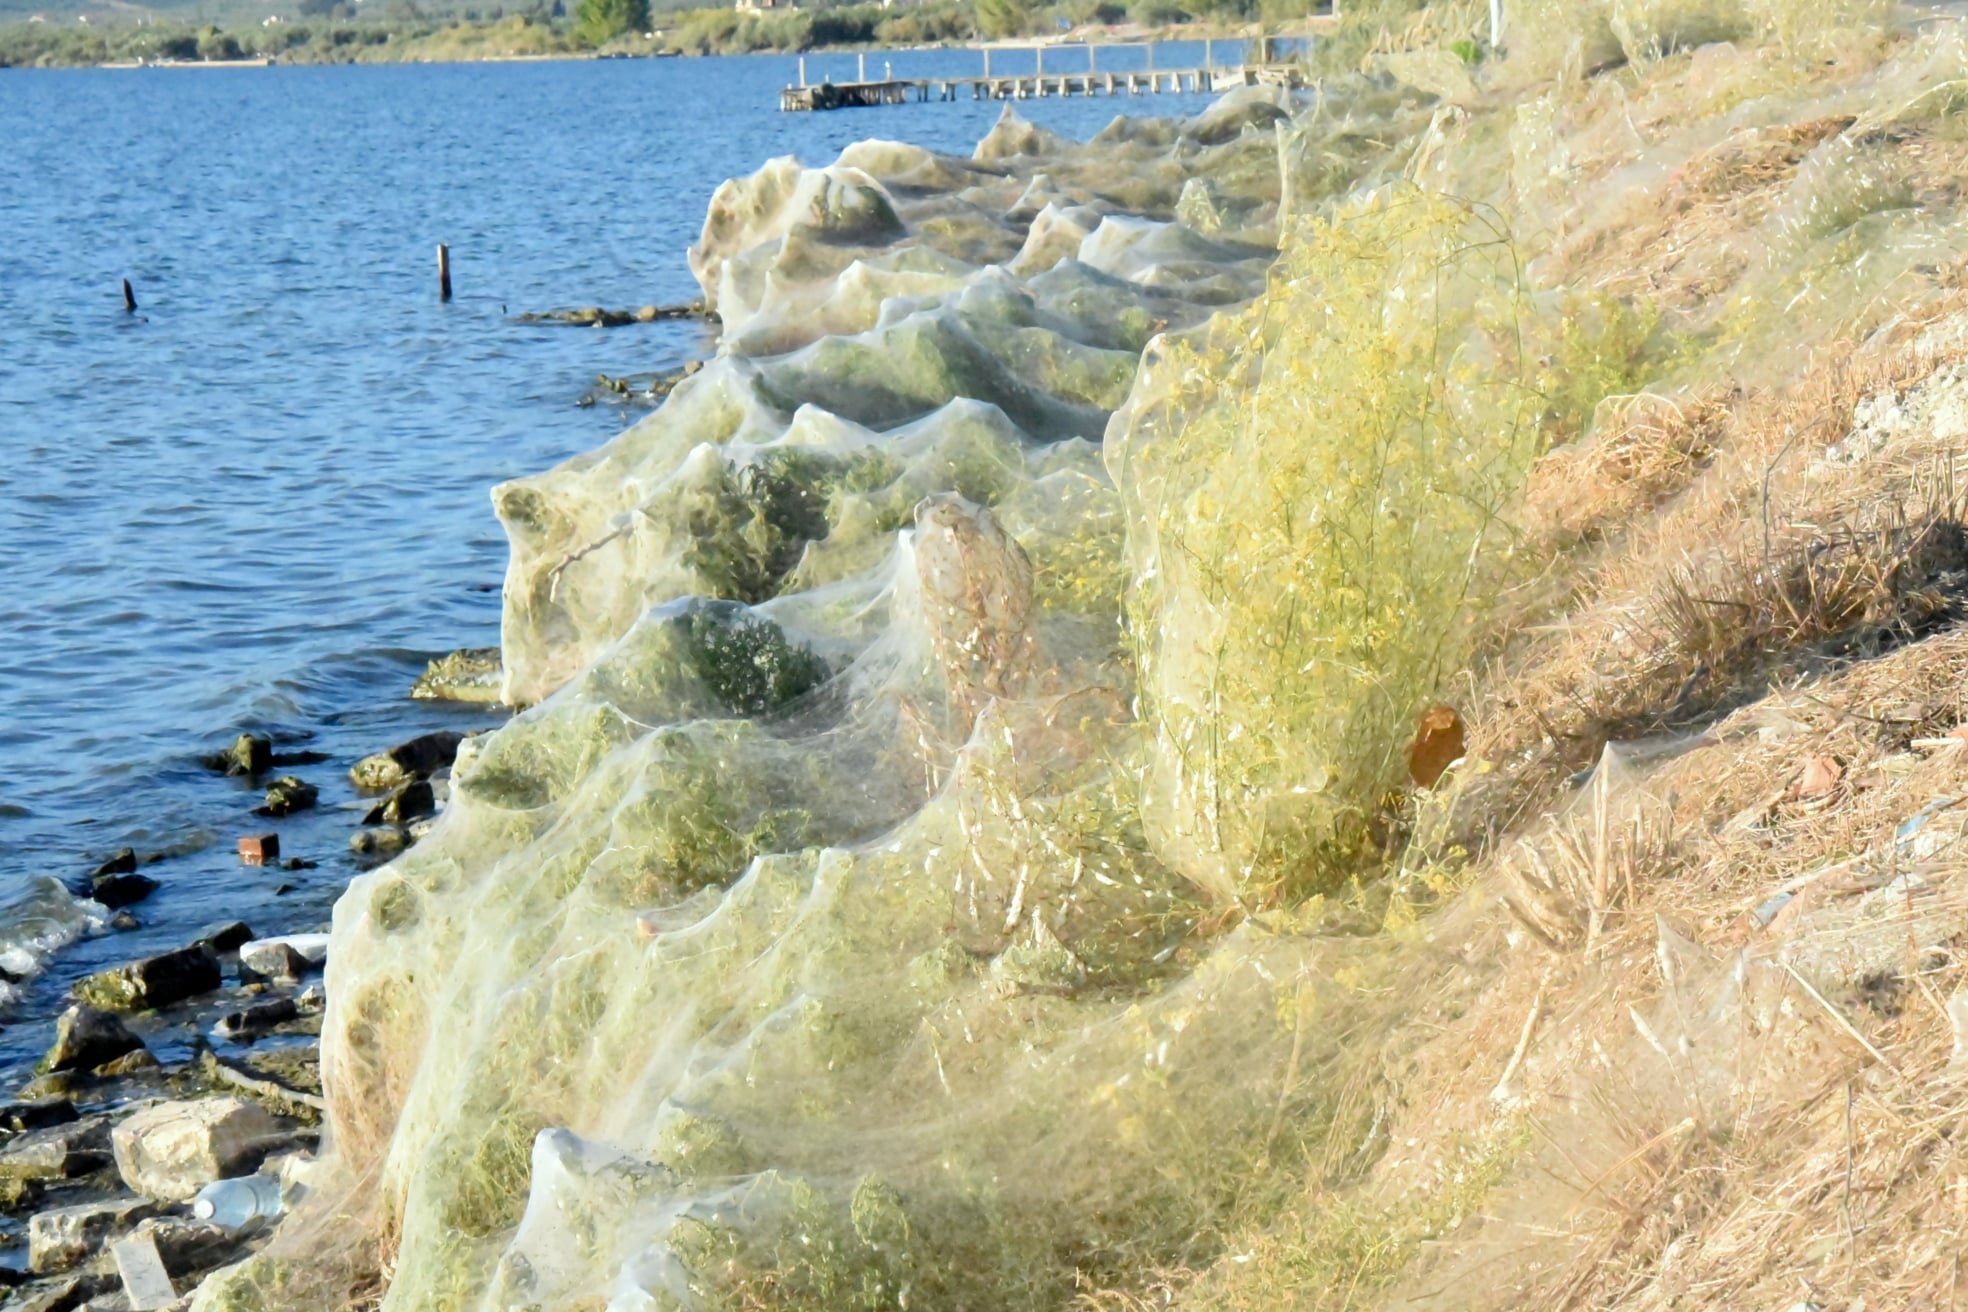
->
[411,648,504,704]
[111,1098,283,1202]
[28,1197,156,1274]
[362,779,435,827]
[39,1006,142,1074]
[94,1048,160,1077]
[73,945,220,1012]
[214,997,300,1042]
[349,827,408,859]
[255,776,318,817]
[89,871,158,910]
[912,493,1035,730]
[211,733,271,778]
[89,849,137,878]
[238,934,328,984]
[194,921,255,954]
[350,731,466,791]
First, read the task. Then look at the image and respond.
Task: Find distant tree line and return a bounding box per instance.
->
[0,0,1346,67]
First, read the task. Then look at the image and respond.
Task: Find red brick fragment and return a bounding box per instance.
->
[237,834,280,866]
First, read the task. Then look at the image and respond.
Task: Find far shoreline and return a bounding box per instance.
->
[1,14,1326,71]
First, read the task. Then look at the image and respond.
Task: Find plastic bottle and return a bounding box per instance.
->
[190,1174,284,1230]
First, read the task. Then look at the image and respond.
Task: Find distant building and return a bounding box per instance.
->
[735,0,781,12]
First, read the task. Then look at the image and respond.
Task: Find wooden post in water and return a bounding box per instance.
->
[857,51,866,81]
[437,244,452,302]
[121,279,137,313]
[1203,36,1212,69]
[1035,44,1043,75]
[983,46,991,77]
[1087,43,1095,72]
[798,54,806,86]
[1146,39,1154,71]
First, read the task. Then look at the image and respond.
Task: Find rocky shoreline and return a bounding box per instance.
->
[0,708,491,1309]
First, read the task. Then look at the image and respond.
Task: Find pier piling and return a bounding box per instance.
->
[437,244,452,302]
[121,279,137,313]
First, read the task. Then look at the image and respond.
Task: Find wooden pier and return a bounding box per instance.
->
[780,38,1303,112]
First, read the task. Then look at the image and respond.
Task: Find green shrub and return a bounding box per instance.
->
[574,0,648,44]
[874,5,974,43]
[196,25,243,58]
[1130,0,1189,25]
[976,0,1030,39]
[807,5,879,44]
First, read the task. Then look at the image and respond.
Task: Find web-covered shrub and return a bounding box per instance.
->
[1111,185,1539,905]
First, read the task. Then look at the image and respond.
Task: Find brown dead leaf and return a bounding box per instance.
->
[1409,704,1466,789]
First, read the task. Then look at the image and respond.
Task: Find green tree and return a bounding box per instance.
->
[976,0,1029,38]
[574,0,647,45]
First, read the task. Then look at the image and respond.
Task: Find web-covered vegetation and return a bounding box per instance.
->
[198,4,1968,1309]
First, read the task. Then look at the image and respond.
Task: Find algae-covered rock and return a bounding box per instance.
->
[39,1006,141,1075]
[73,945,220,1012]
[207,733,271,778]
[349,827,408,859]
[363,779,435,827]
[411,648,504,704]
[350,731,466,791]
[256,776,318,818]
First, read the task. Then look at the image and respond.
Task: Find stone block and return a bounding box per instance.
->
[111,1099,282,1203]
[28,1198,156,1274]
[0,1118,113,1181]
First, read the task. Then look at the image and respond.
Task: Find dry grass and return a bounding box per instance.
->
[1522,388,1732,550]
[1403,617,1968,1311]
[1498,750,1681,952]
[1469,346,1955,834]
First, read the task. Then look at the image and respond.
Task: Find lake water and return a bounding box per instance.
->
[0,45,1241,1081]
